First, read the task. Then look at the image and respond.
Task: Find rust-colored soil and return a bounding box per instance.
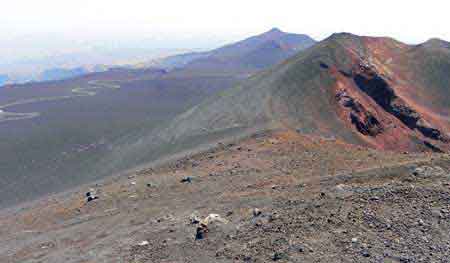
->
[1,129,448,262]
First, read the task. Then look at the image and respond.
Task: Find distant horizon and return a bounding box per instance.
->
[2,26,449,84]
[3,27,449,60]
[2,0,449,62]
[2,27,449,65]
[2,0,449,84]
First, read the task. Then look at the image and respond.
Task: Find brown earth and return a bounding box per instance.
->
[1,129,449,262]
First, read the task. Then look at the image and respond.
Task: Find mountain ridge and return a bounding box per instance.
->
[156,28,316,72]
[147,33,450,154]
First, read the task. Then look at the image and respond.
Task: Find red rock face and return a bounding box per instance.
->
[323,38,450,152]
[335,89,384,137]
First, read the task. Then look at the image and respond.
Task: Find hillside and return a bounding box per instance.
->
[157,28,316,73]
[2,129,449,262]
[0,30,316,209]
[84,33,450,199]
[152,33,450,154]
[0,68,237,208]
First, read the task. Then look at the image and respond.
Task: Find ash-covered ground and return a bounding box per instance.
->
[1,130,449,262]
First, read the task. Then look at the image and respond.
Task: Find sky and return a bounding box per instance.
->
[1,0,449,65]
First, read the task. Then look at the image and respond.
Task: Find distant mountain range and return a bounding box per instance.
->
[2,29,315,86]
[38,67,90,82]
[6,28,316,85]
[0,65,108,86]
[156,28,316,73]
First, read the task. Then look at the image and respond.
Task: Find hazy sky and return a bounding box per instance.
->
[1,0,449,62]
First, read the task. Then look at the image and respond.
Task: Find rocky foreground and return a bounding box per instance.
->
[1,130,449,262]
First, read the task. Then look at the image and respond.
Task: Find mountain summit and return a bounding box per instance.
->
[245,27,286,41]
[157,28,316,73]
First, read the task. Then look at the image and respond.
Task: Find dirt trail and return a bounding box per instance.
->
[0,80,120,122]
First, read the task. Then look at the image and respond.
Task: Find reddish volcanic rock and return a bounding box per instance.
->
[312,35,450,152]
[166,33,450,153]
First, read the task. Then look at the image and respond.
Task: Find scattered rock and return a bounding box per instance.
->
[268,138,279,144]
[418,219,425,226]
[85,190,98,202]
[195,225,208,240]
[253,208,262,217]
[268,212,280,222]
[86,196,98,202]
[189,213,201,224]
[180,176,194,183]
[369,196,380,201]
[138,240,149,246]
[361,250,370,257]
[195,214,228,240]
[272,251,288,261]
[200,214,228,226]
[40,242,55,249]
[412,166,445,178]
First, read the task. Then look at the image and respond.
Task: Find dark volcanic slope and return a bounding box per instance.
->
[0,31,315,209]
[0,68,238,208]
[154,33,450,153]
[158,28,316,73]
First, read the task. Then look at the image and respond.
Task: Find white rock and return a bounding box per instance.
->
[138,240,149,246]
[200,214,228,226]
[253,208,262,217]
